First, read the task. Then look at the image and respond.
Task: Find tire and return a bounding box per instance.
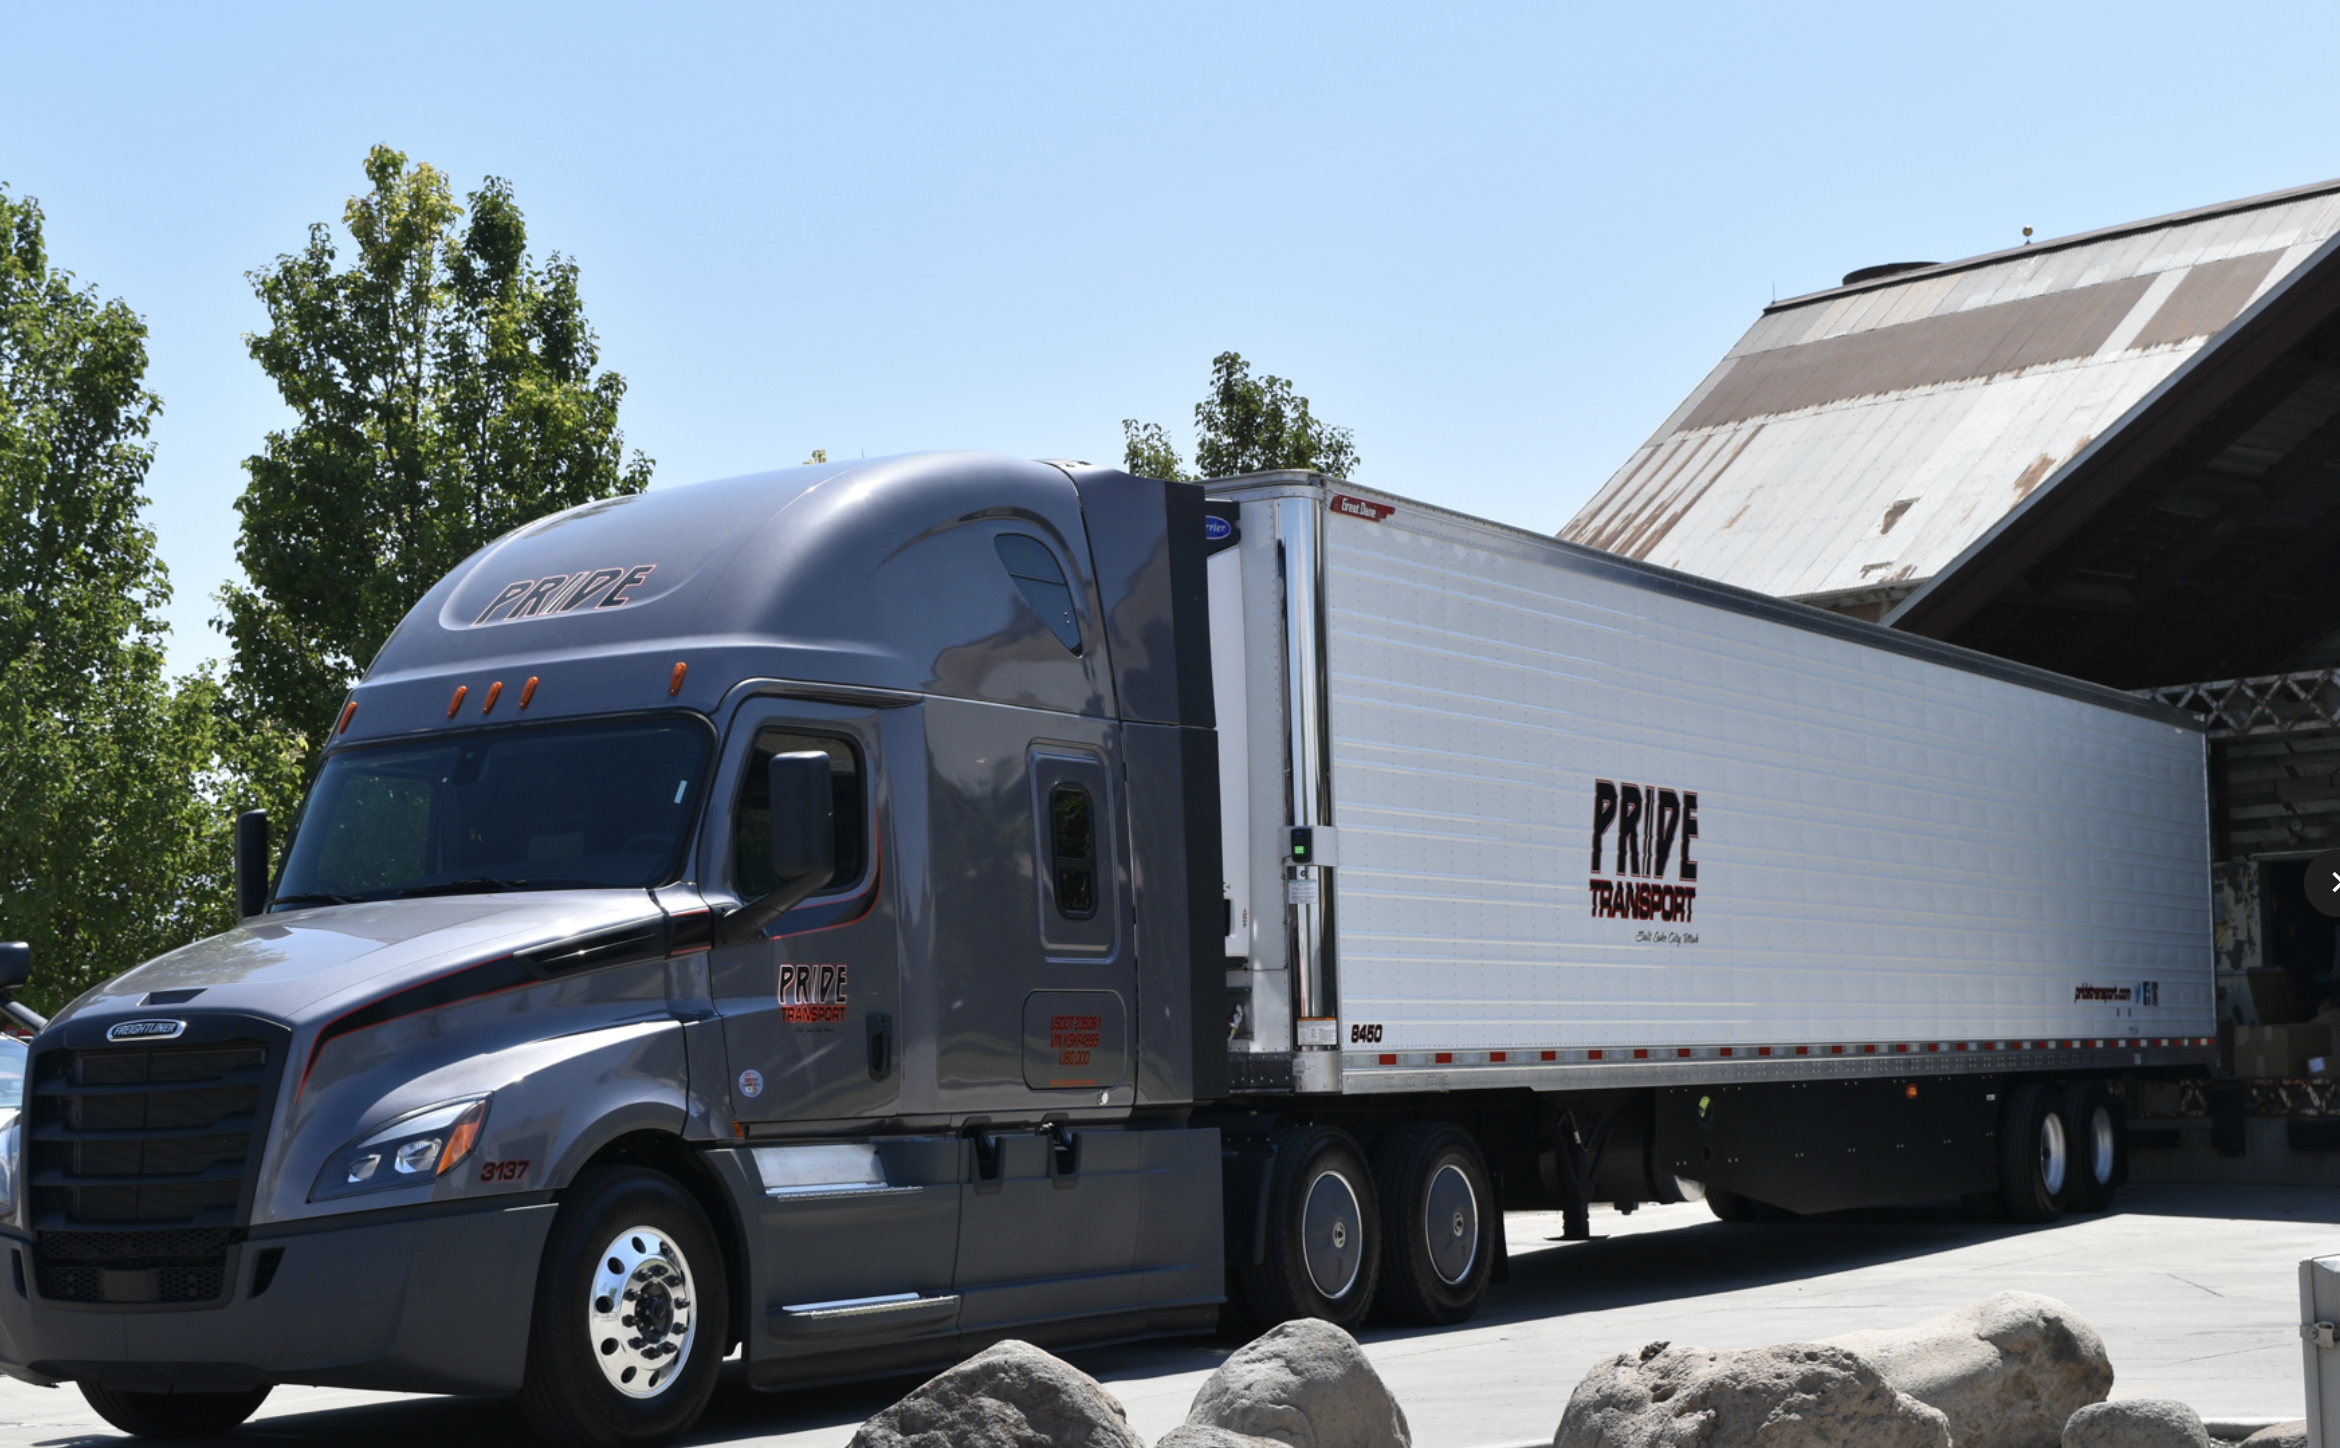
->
[1706,1187,1759,1221]
[1998,1082,2069,1223]
[1706,1187,1796,1221]
[2060,1079,2121,1213]
[1370,1123,1493,1326]
[1236,1125,1380,1330]
[519,1166,729,1448]
[78,1383,272,1438]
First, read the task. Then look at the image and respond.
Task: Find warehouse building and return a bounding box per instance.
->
[1563,179,2340,1084]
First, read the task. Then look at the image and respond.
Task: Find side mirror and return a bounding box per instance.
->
[719,752,834,944]
[233,810,270,921]
[0,944,44,1033]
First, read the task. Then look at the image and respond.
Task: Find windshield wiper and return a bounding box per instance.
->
[270,893,361,909]
[385,876,534,899]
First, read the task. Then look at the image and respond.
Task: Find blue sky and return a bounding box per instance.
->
[8,1,2340,672]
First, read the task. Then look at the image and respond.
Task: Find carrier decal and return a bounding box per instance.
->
[2076,982,2158,1004]
[470,563,657,625]
[779,963,849,1024]
[1588,779,1700,923]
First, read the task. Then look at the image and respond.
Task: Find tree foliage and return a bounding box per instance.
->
[0,185,303,1012]
[1121,351,1360,482]
[222,146,652,747]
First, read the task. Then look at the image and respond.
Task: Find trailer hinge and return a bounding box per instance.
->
[2303,1321,2336,1349]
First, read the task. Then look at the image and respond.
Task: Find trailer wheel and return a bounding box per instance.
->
[1998,1082,2069,1223]
[519,1166,729,1448]
[1369,1123,1492,1325]
[1237,1126,1380,1330]
[78,1384,272,1438]
[2060,1080,2121,1213]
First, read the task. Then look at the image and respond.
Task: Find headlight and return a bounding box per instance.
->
[310,1096,489,1202]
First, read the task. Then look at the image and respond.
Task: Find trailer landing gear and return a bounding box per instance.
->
[1370,1123,1494,1326]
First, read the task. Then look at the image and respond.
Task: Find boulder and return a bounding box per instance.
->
[2061,1399,2211,1448]
[1826,1292,2114,1448]
[2237,1425,2307,1448]
[1162,1319,1409,1448]
[1553,1340,1952,1448]
[846,1339,1144,1448]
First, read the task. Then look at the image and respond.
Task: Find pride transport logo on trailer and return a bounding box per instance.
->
[1588,778,1700,925]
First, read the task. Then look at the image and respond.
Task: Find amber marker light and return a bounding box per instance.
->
[336,700,358,734]
[669,661,688,696]
[480,680,503,714]
[519,676,539,709]
[446,685,468,718]
[439,1106,487,1174]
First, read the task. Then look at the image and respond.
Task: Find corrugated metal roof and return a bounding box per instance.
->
[1561,180,2340,602]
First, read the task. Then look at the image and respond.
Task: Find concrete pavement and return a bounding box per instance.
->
[0,1184,2331,1447]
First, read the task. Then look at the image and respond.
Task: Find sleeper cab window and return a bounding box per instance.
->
[994,534,1082,653]
[1049,782,1096,920]
[734,732,865,899]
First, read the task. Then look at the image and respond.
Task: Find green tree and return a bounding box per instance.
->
[222,145,653,747]
[0,185,303,1012]
[1122,351,1360,482]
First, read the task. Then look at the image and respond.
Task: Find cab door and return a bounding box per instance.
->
[923,697,1149,1331]
[706,697,900,1122]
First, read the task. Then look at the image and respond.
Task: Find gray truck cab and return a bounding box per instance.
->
[0,452,1229,1446]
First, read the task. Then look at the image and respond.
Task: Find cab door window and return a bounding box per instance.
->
[734,732,865,899]
[1030,748,1117,959]
[1049,784,1097,919]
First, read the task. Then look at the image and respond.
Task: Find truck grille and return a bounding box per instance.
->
[28,1028,285,1306]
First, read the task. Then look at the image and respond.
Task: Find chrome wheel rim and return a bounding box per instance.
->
[1300,1168,1364,1300]
[1424,1162,1479,1286]
[2088,1104,2116,1186]
[2039,1110,2069,1197]
[588,1225,696,1398]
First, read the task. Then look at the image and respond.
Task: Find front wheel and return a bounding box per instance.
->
[519,1166,729,1448]
[78,1383,272,1438]
[1236,1125,1380,1330]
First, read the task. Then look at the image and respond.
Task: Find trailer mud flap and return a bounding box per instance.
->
[1219,1135,1277,1266]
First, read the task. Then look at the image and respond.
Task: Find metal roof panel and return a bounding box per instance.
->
[1565,182,2340,601]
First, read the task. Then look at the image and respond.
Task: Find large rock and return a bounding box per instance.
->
[1159,1319,1409,1448]
[1826,1292,2114,1448]
[1553,1340,1951,1448]
[846,1339,1144,1448]
[2062,1399,2211,1448]
[2237,1425,2306,1448]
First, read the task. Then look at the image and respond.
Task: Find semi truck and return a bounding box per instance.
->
[0,453,2213,1446]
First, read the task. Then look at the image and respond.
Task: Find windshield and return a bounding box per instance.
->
[274,717,713,905]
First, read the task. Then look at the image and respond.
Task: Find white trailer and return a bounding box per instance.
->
[1204,470,2212,1232]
